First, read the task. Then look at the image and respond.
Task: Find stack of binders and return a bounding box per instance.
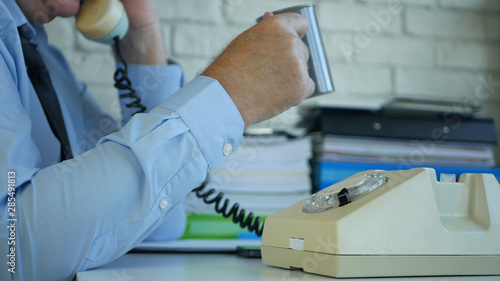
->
[182,133,313,239]
[299,100,500,191]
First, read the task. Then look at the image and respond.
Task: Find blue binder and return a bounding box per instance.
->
[314,161,500,191]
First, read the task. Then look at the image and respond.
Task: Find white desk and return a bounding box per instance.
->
[76,252,500,281]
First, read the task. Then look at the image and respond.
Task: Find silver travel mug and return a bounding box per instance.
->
[257,4,334,97]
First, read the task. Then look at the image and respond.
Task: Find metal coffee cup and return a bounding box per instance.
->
[257,4,334,97]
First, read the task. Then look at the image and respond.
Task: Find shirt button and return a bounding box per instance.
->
[159,199,168,209]
[222,143,233,156]
[19,24,35,39]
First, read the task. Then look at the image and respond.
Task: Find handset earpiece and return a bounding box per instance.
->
[76,0,129,44]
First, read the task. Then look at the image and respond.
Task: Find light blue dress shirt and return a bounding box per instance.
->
[0,1,244,281]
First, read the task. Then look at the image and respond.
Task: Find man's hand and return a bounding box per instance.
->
[117,0,166,65]
[202,13,315,129]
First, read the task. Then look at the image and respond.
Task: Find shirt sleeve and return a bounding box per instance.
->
[103,60,186,242]
[118,61,184,125]
[0,73,244,281]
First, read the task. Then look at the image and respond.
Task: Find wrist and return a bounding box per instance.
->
[201,68,257,130]
[116,22,167,65]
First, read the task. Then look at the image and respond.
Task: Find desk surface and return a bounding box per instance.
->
[76,252,500,281]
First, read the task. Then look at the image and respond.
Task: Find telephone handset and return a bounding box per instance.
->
[76,0,129,44]
[76,0,147,114]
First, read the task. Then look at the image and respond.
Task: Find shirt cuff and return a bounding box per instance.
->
[158,75,245,170]
[118,62,184,124]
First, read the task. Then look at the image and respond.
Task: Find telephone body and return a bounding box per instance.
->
[261,168,500,278]
[76,0,128,44]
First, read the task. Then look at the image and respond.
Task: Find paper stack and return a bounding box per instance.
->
[317,134,495,168]
[299,102,498,192]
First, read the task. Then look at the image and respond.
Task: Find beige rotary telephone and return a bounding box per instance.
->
[261,168,500,278]
[76,0,128,44]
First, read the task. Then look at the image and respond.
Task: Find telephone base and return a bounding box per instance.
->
[262,246,500,278]
[260,168,500,278]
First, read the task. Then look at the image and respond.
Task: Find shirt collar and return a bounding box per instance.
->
[2,0,45,43]
[3,1,30,27]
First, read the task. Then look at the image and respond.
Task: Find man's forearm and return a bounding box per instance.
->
[117,22,167,65]
[114,0,167,65]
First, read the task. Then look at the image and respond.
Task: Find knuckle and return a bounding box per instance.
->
[288,36,302,49]
[288,35,302,46]
[297,75,310,90]
[298,75,315,97]
[307,78,316,96]
[291,56,303,71]
[288,36,308,60]
[265,15,287,31]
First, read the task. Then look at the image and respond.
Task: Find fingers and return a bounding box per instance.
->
[259,12,310,63]
[260,12,310,39]
[296,50,315,99]
[260,12,314,98]
[304,75,316,99]
[282,12,310,39]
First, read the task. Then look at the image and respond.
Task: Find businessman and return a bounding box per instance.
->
[0,0,314,280]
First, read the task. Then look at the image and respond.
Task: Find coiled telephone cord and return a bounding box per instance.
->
[113,37,146,115]
[193,182,265,237]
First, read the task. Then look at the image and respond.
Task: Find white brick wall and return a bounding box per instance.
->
[173,24,241,57]
[225,0,305,25]
[438,0,500,11]
[356,37,434,66]
[331,64,392,94]
[318,2,403,34]
[44,0,500,151]
[395,68,479,98]
[438,42,500,70]
[407,9,485,38]
[486,15,500,40]
[156,0,223,23]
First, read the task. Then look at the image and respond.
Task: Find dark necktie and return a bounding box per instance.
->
[18,24,73,161]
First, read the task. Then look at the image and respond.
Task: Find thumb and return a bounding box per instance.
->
[263,11,274,19]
